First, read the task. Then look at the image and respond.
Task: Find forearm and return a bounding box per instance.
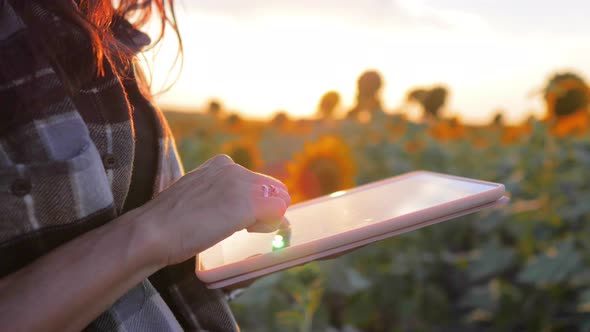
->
[0,155,291,331]
[0,210,163,332]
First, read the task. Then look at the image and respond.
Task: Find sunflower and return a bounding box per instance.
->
[544,73,590,136]
[404,139,424,154]
[221,140,264,171]
[501,122,532,144]
[387,122,407,142]
[544,73,589,118]
[551,111,590,137]
[386,115,407,141]
[286,136,357,203]
[223,113,246,135]
[429,117,465,141]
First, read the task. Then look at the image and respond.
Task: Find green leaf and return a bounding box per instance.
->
[578,289,590,306]
[517,241,583,285]
[468,243,516,281]
[232,273,283,306]
[320,260,371,296]
[474,210,506,233]
[558,200,590,220]
[459,285,496,312]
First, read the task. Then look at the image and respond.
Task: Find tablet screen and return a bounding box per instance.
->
[200,172,498,269]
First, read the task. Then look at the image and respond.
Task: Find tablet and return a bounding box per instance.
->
[196,171,507,289]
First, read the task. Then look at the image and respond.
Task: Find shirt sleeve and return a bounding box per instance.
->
[149,258,240,332]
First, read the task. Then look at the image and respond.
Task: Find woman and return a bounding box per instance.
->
[0,1,290,331]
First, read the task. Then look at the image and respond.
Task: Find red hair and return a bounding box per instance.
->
[13,0,182,89]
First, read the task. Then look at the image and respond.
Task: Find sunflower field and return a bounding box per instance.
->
[166,108,590,332]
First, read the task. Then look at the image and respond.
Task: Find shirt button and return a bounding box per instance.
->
[11,178,32,197]
[103,154,116,169]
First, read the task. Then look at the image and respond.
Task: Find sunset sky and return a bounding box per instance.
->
[146,0,590,124]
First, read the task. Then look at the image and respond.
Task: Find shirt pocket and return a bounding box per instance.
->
[0,132,114,244]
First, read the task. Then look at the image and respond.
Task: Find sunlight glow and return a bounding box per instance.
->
[146,3,590,125]
[329,191,347,198]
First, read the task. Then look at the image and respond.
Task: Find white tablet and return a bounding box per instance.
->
[196,171,507,289]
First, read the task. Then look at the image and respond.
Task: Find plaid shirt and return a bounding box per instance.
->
[0,1,238,331]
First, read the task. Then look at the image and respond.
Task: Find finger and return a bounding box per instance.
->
[272,187,291,207]
[248,172,288,192]
[250,184,291,207]
[225,164,289,193]
[252,196,287,228]
[247,215,289,233]
[256,173,288,192]
[246,197,287,233]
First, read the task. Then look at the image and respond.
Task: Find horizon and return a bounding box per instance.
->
[145,0,590,125]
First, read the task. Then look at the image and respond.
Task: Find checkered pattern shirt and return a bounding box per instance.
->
[0,1,238,331]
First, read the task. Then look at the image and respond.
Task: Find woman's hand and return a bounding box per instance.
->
[136,154,291,267]
[0,154,289,332]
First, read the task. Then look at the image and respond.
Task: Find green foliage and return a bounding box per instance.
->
[169,112,590,331]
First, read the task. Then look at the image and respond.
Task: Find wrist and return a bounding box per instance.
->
[116,207,168,273]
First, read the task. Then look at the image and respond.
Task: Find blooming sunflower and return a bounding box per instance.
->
[544,73,589,118]
[221,140,263,171]
[286,136,357,203]
[551,111,590,137]
[544,73,590,136]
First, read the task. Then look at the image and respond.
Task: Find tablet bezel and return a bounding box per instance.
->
[205,196,509,289]
[196,171,506,285]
